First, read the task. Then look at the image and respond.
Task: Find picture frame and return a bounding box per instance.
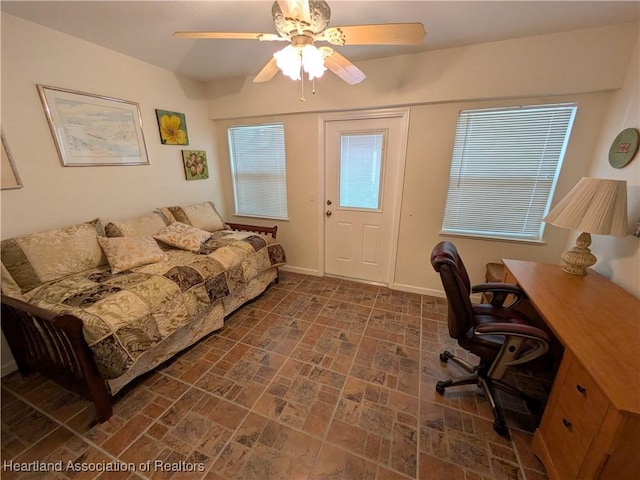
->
[37,84,150,166]
[156,109,189,145]
[1,131,23,189]
[181,150,209,180]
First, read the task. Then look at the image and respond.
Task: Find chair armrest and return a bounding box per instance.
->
[471,283,526,308]
[475,322,551,342]
[475,322,551,366]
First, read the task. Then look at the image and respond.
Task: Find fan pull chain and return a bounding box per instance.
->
[312,77,316,95]
[299,64,306,102]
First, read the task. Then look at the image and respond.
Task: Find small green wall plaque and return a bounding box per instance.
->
[608,128,639,169]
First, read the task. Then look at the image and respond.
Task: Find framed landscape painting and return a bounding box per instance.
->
[181,150,209,180]
[37,85,150,166]
[1,131,23,189]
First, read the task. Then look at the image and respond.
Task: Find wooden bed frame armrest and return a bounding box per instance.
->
[1,294,113,421]
[225,222,278,239]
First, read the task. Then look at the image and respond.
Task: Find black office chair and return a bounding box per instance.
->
[430,241,551,436]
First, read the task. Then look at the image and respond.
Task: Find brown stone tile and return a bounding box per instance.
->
[366,309,421,349]
[375,289,422,317]
[271,291,328,321]
[1,372,48,396]
[196,344,286,408]
[248,285,289,312]
[326,419,368,455]
[310,443,379,480]
[12,425,77,463]
[271,271,306,291]
[0,273,551,480]
[419,452,466,480]
[315,299,372,335]
[292,323,360,374]
[102,413,153,456]
[331,281,380,308]
[217,306,267,342]
[6,404,60,446]
[294,276,341,298]
[240,312,311,355]
[352,336,420,396]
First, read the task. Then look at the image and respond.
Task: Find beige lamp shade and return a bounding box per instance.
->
[544,178,628,237]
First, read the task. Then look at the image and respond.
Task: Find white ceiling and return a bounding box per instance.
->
[2,0,639,83]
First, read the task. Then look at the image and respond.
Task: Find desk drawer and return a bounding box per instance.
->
[560,357,609,425]
[543,357,610,479]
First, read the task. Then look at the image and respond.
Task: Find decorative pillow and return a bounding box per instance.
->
[153,222,212,252]
[1,222,107,294]
[158,201,225,233]
[97,236,167,274]
[104,212,169,238]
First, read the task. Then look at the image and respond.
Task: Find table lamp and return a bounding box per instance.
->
[544,177,628,275]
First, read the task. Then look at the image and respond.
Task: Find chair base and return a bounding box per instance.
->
[436,350,540,437]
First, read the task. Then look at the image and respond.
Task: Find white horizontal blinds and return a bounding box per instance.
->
[442,104,577,241]
[228,123,288,219]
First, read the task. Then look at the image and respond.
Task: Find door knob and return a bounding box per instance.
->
[326,210,332,217]
[327,200,332,205]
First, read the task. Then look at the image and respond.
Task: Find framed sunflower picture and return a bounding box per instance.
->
[156,109,189,145]
[182,150,209,180]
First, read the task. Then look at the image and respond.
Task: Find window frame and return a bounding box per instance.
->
[227,122,289,221]
[440,103,578,243]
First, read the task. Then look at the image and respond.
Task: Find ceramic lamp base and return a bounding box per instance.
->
[561,232,596,276]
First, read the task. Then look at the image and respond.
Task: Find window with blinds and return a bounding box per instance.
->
[228,123,288,220]
[441,103,577,242]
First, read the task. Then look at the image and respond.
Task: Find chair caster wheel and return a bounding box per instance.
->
[435,381,446,395]
[493,420,508,437]
[439,351,451,363]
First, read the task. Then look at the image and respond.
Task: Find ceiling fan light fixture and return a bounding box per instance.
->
[301,44,326,79]
[273,44,302,80]
[273,43,326,81]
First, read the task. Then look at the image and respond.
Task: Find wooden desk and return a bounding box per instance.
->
[503,260,640,480]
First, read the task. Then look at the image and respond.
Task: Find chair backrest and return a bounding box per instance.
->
[430,241,476,339]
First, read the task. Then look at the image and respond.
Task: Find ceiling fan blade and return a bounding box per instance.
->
[323,50,366,85]
[321,23,426,46]
[277,0,311,23]
[173,32,284,41]
[253,57,280,83]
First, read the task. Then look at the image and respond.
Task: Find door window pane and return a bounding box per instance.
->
[339,134,383,209]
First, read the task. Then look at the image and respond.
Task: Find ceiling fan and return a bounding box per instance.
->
[174,0,426,85]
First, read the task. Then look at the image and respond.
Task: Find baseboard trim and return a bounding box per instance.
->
[279,265,322,277]
[392,283,445,298]
[1,359,18,378]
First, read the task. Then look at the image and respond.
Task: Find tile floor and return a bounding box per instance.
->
[1,272,552,479]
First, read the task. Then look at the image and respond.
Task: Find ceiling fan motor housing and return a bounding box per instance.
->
[272,0,331,37]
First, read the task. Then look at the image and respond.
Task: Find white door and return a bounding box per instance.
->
[324,113,408,284]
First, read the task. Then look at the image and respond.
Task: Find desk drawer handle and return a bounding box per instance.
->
[576,385,586,395]
[562,418,572,429]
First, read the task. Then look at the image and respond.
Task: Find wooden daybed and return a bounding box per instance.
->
[0,204,285,422]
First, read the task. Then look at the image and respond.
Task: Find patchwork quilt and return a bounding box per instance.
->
[22,231,286,379]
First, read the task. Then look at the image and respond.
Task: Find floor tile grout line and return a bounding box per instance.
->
[2,387,147,479]
[1,274,545,479]
[203,280,335,478]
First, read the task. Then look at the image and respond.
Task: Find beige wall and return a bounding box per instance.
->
[0,14,227,374]
[1,15,638,373]
[217,92,612,296]
[1,14,226,240]
[210,22,638,296]
[583,35,640,296]
[206,23,638,120]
